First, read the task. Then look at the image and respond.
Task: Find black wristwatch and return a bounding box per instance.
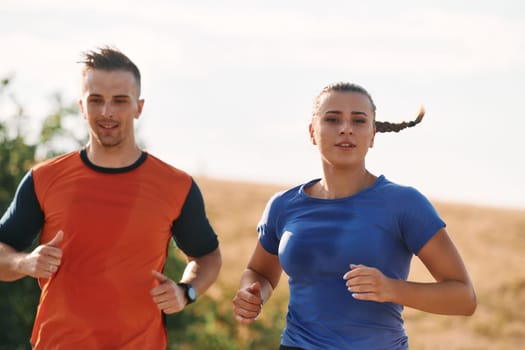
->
[177,282,197,305]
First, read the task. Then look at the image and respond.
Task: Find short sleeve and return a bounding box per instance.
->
[0,170,44,250]
[257,192,283,255]
[171,179,219,257]
[398,187,445,255]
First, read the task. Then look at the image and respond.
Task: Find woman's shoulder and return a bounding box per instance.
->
[274,179,319,199]
[264,179,318,210]
[374,175,430,204]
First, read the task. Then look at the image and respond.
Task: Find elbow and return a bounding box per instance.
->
[462,301,477,316]
[212,247,223,275]
[461,288,477,316]
[217,250,223,272]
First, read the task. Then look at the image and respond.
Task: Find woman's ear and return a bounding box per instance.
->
[309,123,317,145]
[369,127,376,148]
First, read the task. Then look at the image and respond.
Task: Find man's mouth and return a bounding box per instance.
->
[98,121,118,129]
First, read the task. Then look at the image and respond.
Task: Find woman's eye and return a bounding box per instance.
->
[353,119,366,124]
[324,117,339,123]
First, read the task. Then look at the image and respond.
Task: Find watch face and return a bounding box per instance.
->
[187,285,197,301]
[179,283,197,303]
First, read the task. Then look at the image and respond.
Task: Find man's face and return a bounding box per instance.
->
[79,69,144,149]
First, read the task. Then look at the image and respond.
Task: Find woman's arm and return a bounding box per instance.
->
[232,242,282,323]
[344,228,477,315]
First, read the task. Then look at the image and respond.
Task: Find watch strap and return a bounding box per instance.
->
[177,282,197,304]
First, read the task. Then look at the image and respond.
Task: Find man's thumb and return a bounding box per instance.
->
[46,230,64,247]
[151,270,169,283]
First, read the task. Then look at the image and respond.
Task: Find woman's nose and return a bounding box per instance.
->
[339,119,353,134]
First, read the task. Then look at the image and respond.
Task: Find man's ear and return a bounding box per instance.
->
[78,99,86,120]
[135,99,145,119]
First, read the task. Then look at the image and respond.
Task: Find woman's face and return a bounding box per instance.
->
[309,91,376,170]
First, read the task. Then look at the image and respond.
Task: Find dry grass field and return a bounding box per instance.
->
[195,176,525,350]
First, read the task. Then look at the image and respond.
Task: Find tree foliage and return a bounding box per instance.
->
[0,78,36,211]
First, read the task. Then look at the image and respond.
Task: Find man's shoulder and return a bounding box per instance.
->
[33,150,81,172]
[144,152,192,181]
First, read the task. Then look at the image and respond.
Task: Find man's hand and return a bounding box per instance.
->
[18,230,63,279]
[150,271,187,314]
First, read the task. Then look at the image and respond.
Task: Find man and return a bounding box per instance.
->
[0,47,222,349]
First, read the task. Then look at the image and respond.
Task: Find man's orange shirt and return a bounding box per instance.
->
[30,151,194,349]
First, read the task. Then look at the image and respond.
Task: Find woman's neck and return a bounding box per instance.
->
[311,166,377,199]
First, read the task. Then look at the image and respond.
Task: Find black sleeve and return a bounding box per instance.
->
[171,179,219,257]
[0,170,45,251]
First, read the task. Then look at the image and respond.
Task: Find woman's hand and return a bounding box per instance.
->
[232,281,264,324]
[343,264,395,302]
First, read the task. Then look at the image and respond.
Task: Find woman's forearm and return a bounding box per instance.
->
[390,278,477,315]
[240,268,275,303]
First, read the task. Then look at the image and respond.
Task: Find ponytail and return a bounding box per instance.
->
[375,106,425,133]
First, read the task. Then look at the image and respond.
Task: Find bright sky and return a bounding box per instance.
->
[1,0,524,210]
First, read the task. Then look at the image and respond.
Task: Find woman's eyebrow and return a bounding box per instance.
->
[324,110,369,116]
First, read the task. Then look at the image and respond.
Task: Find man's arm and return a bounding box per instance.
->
[0,170,49,281]
[174,179,222,295]
[0,231,63,281]
[150,179,222,314]
[150,248,222,314]
[0,242,29,281]
[180,247,222,296]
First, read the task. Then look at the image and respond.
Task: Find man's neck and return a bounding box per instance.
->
[85,143,143,168]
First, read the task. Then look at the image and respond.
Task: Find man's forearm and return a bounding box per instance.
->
[0,242,27,281]
[181,247,222,296]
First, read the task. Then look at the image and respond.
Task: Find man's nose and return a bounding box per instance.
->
[101,102,113,117]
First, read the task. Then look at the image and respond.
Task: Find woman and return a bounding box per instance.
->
[232,82,476,350]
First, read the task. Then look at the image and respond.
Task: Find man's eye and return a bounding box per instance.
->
[88,98,102,104]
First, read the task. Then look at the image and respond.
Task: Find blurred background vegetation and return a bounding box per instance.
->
[0,76,285,349]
